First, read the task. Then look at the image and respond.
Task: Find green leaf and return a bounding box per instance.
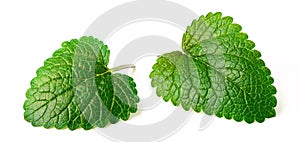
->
[24,36,139,130]
[150,12,277,123]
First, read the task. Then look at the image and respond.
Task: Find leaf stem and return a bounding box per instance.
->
[110,64,136,72]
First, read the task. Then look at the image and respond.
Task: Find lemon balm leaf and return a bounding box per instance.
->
[150,12,277,123]
[23,36,139,130]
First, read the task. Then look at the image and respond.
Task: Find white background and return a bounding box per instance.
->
[1,0,299,141]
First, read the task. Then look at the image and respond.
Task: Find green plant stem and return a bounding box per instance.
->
[110,64,136,72]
